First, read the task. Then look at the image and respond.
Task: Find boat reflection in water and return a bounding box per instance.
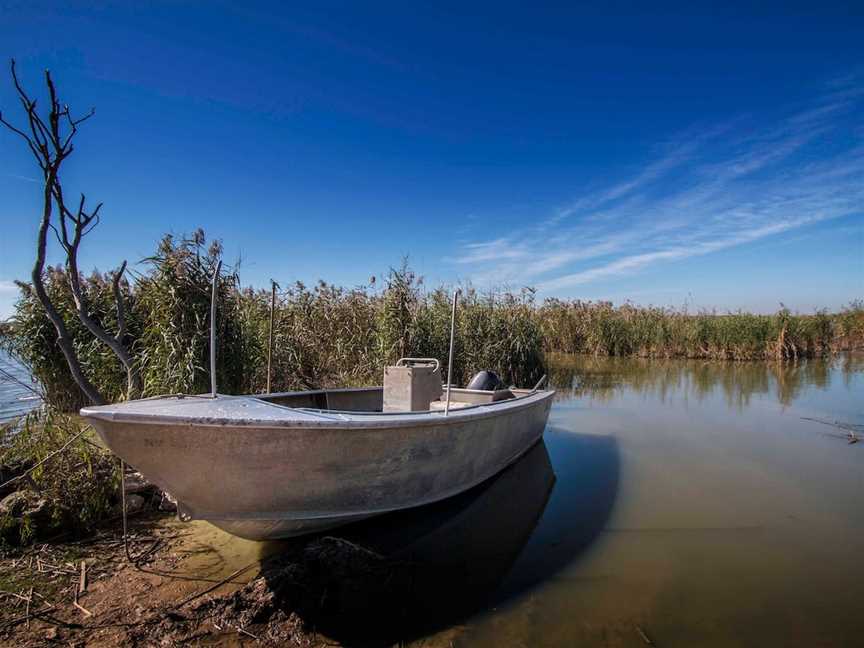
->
[252,429,619,645]
[257,440,556,643]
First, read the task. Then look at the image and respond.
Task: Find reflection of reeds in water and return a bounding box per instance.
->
[548,354,853,410]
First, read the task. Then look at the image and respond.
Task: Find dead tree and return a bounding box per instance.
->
[0,59,142,404]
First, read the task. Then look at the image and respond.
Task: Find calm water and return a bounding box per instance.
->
[4,354,862,645]
[168,355,863,647]
[0,349,41,423]
[454,356,864,647]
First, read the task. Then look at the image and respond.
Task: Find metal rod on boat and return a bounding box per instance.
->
[210,260,222,398]
[445,289,460,416]
[266,280,277,394]
[531,374,548,392]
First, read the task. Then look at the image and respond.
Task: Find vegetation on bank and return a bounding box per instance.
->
[1,231,545,411]
[539,299,863,361]
[1,410,118,546]
[1,230,861,412]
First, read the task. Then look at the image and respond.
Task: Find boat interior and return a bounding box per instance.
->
[255,358,542,414]
[255,385,526,414]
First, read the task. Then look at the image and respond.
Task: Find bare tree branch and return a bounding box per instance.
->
[59,197,142,400]
[30,160,105,405]
[0,58,140,404]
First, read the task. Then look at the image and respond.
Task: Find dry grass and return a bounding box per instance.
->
[538,299,860,360]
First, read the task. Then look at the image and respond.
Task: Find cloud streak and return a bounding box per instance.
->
[447,74,864,296]
[3,173,39,183]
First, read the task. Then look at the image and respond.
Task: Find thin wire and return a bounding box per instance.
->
[0,365,42,398]
[120,458,132,563]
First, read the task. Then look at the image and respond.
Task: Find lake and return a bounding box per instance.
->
[0,349,41,423]
[447,355,864,647]
[3,354,863,646]
[285,354,863,646]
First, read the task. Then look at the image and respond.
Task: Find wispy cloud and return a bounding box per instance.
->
[553,142,696,221]
[447,73,864,295]
[3,173,39,183]
[538,214,834,292]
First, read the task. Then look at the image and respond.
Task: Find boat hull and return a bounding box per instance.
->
[85,390,554,540]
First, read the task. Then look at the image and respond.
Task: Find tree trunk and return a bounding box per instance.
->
[32,173,105,406]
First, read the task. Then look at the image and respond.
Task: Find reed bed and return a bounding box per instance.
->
[2,233,545,410]
[1,230,860,411]
[538,299,861,361]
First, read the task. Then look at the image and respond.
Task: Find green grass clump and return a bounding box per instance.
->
[1,409,118,546]
[134,230,249,396]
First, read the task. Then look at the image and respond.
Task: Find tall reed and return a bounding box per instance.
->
[3,232,547,409]
[537,300,855,361]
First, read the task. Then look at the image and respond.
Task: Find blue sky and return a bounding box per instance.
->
[1,1,862,318]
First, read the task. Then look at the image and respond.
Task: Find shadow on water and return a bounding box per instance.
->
[492,427,620,605]
[251,433,619,646]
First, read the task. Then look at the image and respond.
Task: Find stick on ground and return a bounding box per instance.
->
[78,560,87,595]
[73,601,94,617]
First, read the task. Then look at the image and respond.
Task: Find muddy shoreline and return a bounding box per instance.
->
[0,416,555,647]
[1,509,464,647]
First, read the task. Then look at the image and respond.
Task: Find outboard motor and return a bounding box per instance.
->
[466,370,504,391]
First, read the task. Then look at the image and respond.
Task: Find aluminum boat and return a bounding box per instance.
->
[80,358,554,540]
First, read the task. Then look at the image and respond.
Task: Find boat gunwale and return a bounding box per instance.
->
[80,387,555,430]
